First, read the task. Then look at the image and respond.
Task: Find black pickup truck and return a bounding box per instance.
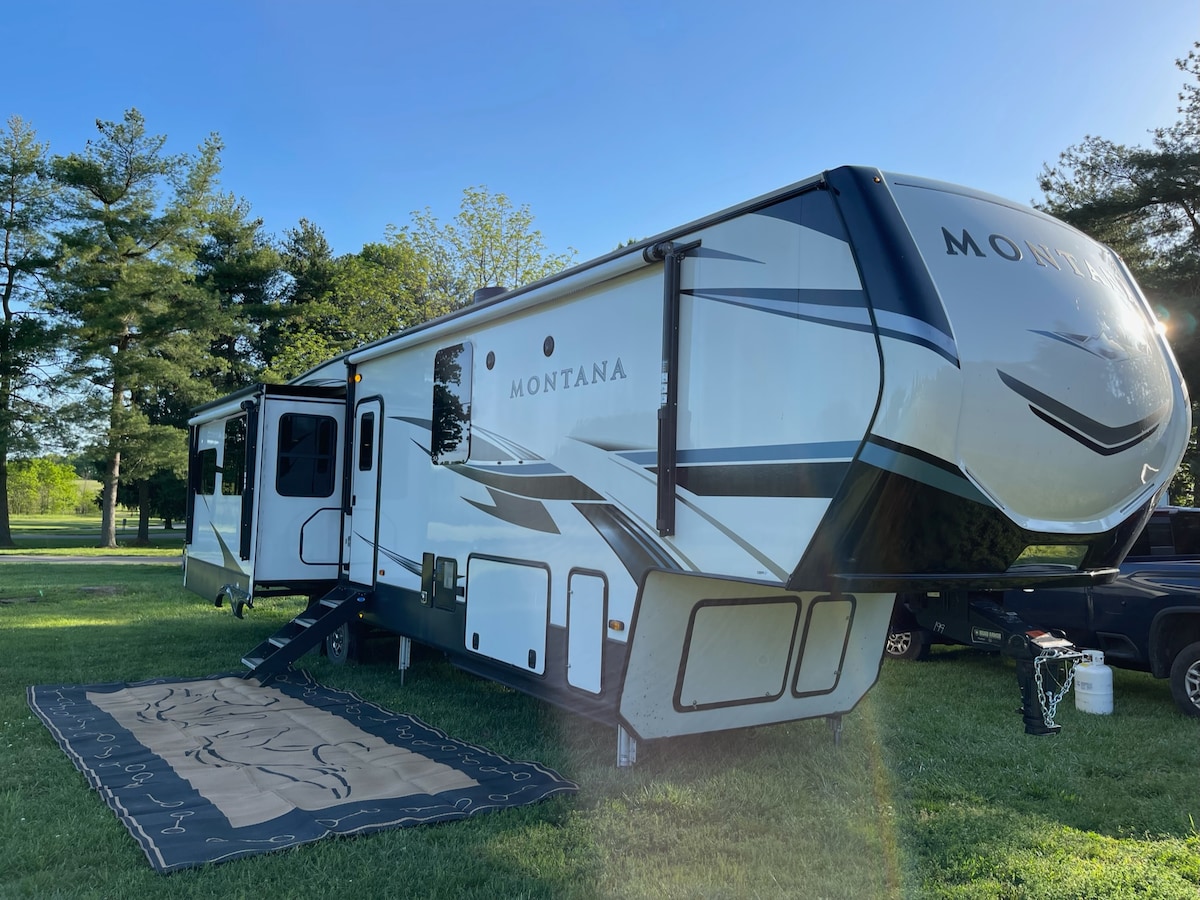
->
[886,506,1200,717]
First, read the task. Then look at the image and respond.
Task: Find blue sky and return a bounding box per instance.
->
[8,1,1197,264]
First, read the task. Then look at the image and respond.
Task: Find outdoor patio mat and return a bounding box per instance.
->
[27,669,577,872]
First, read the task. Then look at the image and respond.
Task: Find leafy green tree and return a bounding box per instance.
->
[196,193,282,392]
[399,186,576,311]
[1038,44,1200,504]
[116,466,186,530]
[0,116,62,546]
[258,218,338,380]
[263,189,575,382]
[263,233,433,381]
[6,456,82,515]
[51,109,228,547]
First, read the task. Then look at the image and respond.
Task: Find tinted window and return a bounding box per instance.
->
[277,414,337,497]
[221,417,247,496]
[1130,514,1176,557]
[198,448,217,495]
[358,411,376,471]
[432,342,472,464]
[1172,511,1200,556]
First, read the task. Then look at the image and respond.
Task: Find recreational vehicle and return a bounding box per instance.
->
[185,166,1191,762]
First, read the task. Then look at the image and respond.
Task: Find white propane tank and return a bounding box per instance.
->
[1074,650,1114,715]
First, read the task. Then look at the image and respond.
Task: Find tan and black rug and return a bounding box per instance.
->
[28,670,576,872]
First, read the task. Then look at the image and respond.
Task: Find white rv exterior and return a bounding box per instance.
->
[185,385,346,609]
[185,167,1191,752]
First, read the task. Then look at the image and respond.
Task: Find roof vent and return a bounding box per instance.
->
[472,286,507,304]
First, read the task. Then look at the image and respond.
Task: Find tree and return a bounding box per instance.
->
[399,186,575,311]
[196,193,282,393]
[0,116,61,546]
[263,232,437,381]
[6,456,81,515]
[258,218,338,380]
[116,466,186,530]
[262,189,576,382]
[1038,44,1200,504]
[51,109,227,547]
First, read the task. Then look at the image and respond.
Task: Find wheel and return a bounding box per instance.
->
[1169,640,1200,717]
[325,621,361,666]
[885,627,930,661]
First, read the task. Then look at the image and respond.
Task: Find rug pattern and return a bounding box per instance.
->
[28,670,577,872]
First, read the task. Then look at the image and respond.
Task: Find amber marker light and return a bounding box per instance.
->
[608,619,625,632]
[353,372,362,383]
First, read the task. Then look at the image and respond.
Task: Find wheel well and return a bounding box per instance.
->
[890,594,924,632]
[1150,610,1200,677]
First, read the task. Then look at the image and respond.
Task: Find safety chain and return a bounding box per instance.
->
[1034,647,1086,728]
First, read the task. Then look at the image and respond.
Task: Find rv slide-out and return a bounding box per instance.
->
[184,166,1190,761]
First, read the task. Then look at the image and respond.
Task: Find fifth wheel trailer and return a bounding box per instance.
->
[184,166,1191,763]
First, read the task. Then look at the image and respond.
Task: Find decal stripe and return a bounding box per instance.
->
[997,370,1166,452]
[452,465,604,501]
[690,247,764,265]
[1028,407,1159,457]
[676,462,848,498]
[465,488,560,534]
[619,442,858,499]
[755,192,849,242]
[688,287,867,310]
[618,441,859,467]
[575,503,681,580]
[859,437,989,505]
[376,546,423,577]
[690,288,960,365]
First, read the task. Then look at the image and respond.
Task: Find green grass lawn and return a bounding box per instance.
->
[1,513,183,554]
[0,561,1196,898]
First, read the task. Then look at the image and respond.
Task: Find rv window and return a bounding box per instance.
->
[432,342,472,464]
[198,448,217,495]
[358,412,375,471]
[276,414,338,498]
[221,417,247,496]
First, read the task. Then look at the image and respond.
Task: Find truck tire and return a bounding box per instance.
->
[325,621,361,666]
[1169,641,1200,717]
[885,627,929,661]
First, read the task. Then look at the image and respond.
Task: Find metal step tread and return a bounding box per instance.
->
[240,585,368,681]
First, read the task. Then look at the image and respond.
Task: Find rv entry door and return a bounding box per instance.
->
[348,398,382,586]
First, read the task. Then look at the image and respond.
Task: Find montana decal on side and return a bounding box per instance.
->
[510,357,628,398]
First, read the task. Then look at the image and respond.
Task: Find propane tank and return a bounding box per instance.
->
[1074,649,1114,715]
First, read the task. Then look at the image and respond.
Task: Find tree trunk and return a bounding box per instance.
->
[0,455,14,548]
[99,451,120,548]
[0,312,14,548]
[135,478,151,546]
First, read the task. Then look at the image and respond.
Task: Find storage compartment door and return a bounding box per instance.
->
[567,572,606,694]
[465,558,549,674]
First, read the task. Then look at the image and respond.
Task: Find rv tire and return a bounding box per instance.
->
[326,621,361,666]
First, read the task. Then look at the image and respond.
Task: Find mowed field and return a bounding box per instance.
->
[0,521,1196,898]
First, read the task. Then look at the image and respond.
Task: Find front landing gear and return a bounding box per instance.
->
[967,599,1082,735]
[617,725,638,768]
[826,714,843,747]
